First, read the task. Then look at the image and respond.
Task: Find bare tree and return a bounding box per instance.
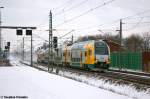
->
[142,32,150,51]
[124,34,143,52]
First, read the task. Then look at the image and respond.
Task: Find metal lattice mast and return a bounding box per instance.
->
[0,7,4,51]
[48,10,53,71]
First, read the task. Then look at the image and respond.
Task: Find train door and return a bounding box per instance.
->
[87,49,91,64]
[64,50,67,66]
[80,51,83,68]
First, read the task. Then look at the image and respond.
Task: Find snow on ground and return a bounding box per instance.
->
[0,59,134,99]
[58,70,150,99]
[21,61,150,99]
[4,56,150,99]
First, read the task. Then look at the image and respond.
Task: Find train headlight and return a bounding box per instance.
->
[95,59,98,63]
[105,59,110,64]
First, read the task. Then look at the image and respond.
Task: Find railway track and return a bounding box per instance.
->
[108,69,150,78]
[20,61,150,87]
[61,67,150,87]
[100,71,150,86]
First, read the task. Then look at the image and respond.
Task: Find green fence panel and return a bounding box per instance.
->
[110,52,142,71]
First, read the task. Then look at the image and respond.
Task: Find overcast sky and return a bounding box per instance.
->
[0,0,150,51]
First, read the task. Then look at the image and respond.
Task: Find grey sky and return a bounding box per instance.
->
[0,0,150,51]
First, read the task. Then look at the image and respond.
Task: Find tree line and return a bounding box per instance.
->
[76,32,150,52]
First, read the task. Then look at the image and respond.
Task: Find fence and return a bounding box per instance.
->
[110,52,142,71]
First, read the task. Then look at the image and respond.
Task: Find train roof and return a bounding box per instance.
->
[71,40,106,50]
[56,40,107,50]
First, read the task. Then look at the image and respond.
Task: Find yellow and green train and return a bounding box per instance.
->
[37,40,110,70]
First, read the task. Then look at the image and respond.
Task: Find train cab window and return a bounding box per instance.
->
[95,41,109,55]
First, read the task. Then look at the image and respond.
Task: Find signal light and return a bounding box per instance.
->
[53,36,58,48]
[26,30,32,35]
[5,46,9,50]
[7,42,10,46]
[16,29,23,35]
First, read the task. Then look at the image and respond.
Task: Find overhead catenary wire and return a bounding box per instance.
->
[51,0,74,11]
[125,17,144,31]
[122,9,150,20]
[36,0,75,28]
[125,22,150,24]
[33,34,48,42]
[36,4,150,43]
[53,9,150,32]
[54,0,89,16]
[58,30,75,39]
[37,1,150,34]
[123,16,150,20]
[39,9,150,32]
[54,0,116,27]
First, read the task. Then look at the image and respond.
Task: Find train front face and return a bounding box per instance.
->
[94,41,110,69]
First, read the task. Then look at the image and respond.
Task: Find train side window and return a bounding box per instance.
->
[63,53,65,56]
[89,50,92,55]
[85,52,87,56]
[70,53,72,58]
[57,50,58,56]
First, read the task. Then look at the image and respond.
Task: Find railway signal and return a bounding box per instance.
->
[7,42,10,46]
[26,30,32,35]
[53,36,58,48]
[5,46,9,49]
[16,29,23,35]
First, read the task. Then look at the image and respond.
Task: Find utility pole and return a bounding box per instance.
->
[116,19,124,46]
[31,32,33,67]
[22,37,24,61]
[116,19,124,71]
[116,19,125,46]
[120,19,122,46]
[71,35,73,44]
[0,7,4,51]
[48,10,53,71]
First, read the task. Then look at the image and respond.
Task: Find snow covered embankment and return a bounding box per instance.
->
[20,60,150,99]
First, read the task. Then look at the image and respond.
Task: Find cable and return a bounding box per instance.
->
[58,30,75,39]
[125,17,144,31]
[37,7,150,40]
[37,16,49,28]
[122,9,150,20]
[54,0,89,16]
[55,9,150,31]
[33,34,48,42]
[55,0,116,27]
[51,0,74,11]
[125,22,150,24]
[123,16,150,20]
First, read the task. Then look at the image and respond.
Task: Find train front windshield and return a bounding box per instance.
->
[95,41,109,55]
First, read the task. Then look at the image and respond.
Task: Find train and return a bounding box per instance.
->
[37,40,110,71]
